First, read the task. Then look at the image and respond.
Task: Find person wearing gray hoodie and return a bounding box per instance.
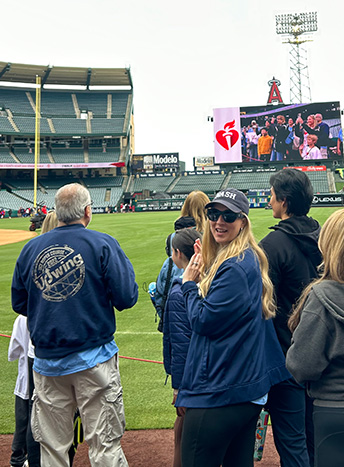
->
[286,209,344,467]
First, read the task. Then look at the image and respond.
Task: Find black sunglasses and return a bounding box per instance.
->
[206,208,244,223]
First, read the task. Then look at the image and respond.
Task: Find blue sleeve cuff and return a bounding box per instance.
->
[181,281,198,294]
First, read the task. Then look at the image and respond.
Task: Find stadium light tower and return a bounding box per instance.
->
[275,12,317,104]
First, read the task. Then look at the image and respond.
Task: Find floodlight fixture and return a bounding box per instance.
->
[276,12,317,40]
[275,11,318,103]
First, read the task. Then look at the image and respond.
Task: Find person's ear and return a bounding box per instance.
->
[281,198,288,212]
[175,248,182,258]
[84,204,92,221]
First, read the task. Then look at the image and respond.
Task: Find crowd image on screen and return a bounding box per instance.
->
[240,105,342,163]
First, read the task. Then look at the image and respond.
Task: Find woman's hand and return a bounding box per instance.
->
[194,238,202,255]
[183,253,202,284]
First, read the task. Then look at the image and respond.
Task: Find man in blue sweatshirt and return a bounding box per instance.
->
[12,183,138,466]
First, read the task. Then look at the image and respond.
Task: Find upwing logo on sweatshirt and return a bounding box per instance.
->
[33,245,85,302]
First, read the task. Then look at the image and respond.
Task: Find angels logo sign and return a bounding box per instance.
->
[214,107,242,163]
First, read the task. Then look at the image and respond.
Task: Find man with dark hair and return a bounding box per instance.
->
[260,168,322,467]
[12,183,138,466]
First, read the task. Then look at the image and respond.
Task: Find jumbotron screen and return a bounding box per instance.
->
[213,101,342,164]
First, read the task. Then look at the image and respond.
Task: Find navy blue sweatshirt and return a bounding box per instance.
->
[12,224,138,358]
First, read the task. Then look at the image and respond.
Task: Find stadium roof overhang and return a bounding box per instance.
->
[0,62,133,89]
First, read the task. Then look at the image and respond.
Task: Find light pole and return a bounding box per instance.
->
[275,12,317,104]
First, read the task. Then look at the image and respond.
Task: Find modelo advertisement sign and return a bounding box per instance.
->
[135,153,179,170]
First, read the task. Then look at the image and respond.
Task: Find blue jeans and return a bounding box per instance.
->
[266,377,313,467]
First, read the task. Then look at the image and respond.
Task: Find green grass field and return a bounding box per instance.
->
[0,207,341,433]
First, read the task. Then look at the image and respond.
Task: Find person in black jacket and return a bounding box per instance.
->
[260,169,322,467]
[163,228,202,467]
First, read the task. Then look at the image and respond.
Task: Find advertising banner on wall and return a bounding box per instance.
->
[213,107,242,164]
[312,193,344,206]
[194,156,215,167]
[0,162,125,169]
[133,153,179,170]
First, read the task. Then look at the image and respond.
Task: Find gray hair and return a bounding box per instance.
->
[55,183,91,224]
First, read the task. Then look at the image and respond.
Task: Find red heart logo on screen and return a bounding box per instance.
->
[216,121,239,150]
[216,130,230,150]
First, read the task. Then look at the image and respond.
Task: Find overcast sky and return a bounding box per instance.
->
[2,0,343,169]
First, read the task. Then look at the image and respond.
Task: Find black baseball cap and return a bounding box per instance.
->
[205,189,249,215]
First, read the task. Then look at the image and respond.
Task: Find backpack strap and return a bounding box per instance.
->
[157,257,174,332]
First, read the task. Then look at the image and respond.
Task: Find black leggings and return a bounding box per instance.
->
[181,402,261,467]
[313,405,344,467]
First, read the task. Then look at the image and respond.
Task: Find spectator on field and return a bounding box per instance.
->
[176,188,290,467]
[286,209,344,467]
[26,209,79,466]
[155,191,210,330]
[25,210,60,467]
[163,228,203,467]
[179,190,210,233]
[155,216,197,331]
[40,210,58,233]
[260,169,322,467]
[11,183,138,466]
[8,315,30,467]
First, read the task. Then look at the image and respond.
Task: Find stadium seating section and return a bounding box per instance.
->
[0,85,339,215]
[131,175,175,193]
[172,173,226,194]
[0,88,131,137]
[225,171,271,190]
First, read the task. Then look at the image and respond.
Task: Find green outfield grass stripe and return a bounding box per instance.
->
[116,331,160,335]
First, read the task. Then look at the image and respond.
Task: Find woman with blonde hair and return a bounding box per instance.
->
[41,210,58,234]
[175,188,290,467]
[287,209,344,467]
[179,190,210,233]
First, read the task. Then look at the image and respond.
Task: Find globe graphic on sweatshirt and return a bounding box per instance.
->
[33,245,85,302]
